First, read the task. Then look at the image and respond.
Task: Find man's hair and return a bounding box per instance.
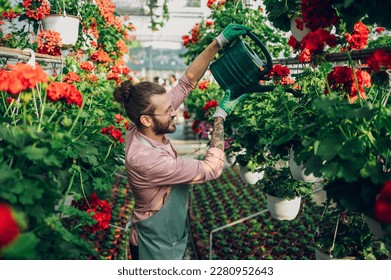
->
[113,80,166,128]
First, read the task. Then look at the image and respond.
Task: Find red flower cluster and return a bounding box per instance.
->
[0,63,47,95]
[46,82,83,107]
[107,73,121,84]
[80,61,95,72]
[0,203,20,248]
[182,23,200,47]
[111,64,130,75]
[298,28,336,62]
[345,22,369,51]
[375,27,385,33]
[101,125,125,143]
[116,40,128,55]
[183,111,191,119]
[90,50,112,66]
[114,113,124,123]
[267,65,294,85]
[202,100,218,111]
[22,0,50,21]
[301,0,339,31]
[37,30,62,56]
[206,19,214,27]
[1,11,20,21]
[207,0,226,9]
[326,66,371,103]
[95,0,116,26]
[192,120,202,134]
[114,113,131,131]
[198,80,210,90]
[366,50,391,73]
[63,72,81,83]
[73,192,112,233]
[375,181,391,223]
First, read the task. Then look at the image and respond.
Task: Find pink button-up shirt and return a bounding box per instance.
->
[125,75,225,245]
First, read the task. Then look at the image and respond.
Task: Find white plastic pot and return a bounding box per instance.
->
[267,194,301,221]
[362,214,386,239]
[42,14,80,46]
[290,16,310,41]
[289,148,322,183]
[239,165,264,185]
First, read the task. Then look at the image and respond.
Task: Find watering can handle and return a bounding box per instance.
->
[246,31,273,77]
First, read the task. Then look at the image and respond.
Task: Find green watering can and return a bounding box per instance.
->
[210,31,300,99]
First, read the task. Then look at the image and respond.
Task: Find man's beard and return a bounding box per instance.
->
[151,116,176,135]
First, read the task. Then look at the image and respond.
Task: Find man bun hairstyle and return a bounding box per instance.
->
[113,80,166,128]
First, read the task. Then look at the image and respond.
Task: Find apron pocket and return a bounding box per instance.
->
[172,232,189,260]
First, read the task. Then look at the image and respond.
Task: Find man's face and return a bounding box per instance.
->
[149,93,177,135]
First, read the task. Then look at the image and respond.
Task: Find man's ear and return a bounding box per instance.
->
[140,115,152,128]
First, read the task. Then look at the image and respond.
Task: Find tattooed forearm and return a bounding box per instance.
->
[210,117,224,151]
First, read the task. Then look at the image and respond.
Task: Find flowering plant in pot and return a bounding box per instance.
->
[182,0,290,64]
[258,166,312,220]
[263,0,302,32]
[294,59,391,216]
[18,0,133,62]
[0,61,128,259]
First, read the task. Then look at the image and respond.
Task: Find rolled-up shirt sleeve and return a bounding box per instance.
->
[139,147,225,186]
[169,75,196,110]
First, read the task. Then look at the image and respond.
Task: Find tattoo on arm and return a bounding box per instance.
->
[210,117,224,151]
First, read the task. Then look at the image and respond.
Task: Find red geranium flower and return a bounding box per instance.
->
[0,63,47,95]
[101,125,125,143]
[366,50,391,73]
[192,120,202,134]
[202,100,218,111]
[80,61,95,72]
[375,181,391,223]
[198,80,210,90]
[72,192,112,233]
[0,203,20,248]
[46,82,83,107]
[63,72,81,83]
[325,66,371,103]
[345,22,369,51]
[183,111,191,119]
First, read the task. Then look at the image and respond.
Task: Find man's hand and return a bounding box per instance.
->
[213,90,249,120]
[215,23,252,48]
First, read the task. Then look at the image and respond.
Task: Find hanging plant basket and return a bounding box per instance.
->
[239,165,264,185]
[42,14,80,46]
[290,16,310,41]
[361,214,386,240]
[266,194,301,221]
[289,148,322,183]
[314,248,355,260]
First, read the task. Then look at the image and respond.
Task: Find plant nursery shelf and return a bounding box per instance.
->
[273,47,391,65]
[0,46,65,64]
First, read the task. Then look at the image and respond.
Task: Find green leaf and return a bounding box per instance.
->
[0,233,39,259]
[0,125,26,147]
[315,136,343,160]
[320,161,339,179]
[22,145,48,162]
[18,180,44,205]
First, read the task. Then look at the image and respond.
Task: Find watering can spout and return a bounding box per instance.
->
[210,31,301,98]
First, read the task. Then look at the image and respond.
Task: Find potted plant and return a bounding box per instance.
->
[41,0,82,46]
[313,206,389,259]
[293,60,391,222]
[263,0,302,32]
[20,0,83,46]
[259,166,312,220]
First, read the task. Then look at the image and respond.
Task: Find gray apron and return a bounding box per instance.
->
[135,185,190,260]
